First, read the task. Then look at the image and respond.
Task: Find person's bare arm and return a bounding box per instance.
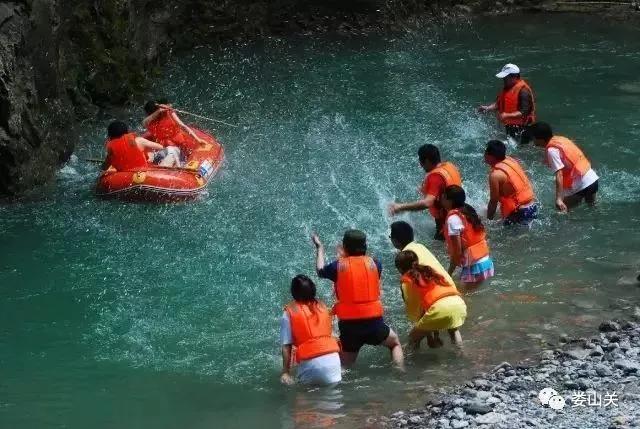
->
[101,149,112,171]
[312,233,326,272]
[280,345,294,385]
[499,111,523,121]
[389,195,435,216]
[142,108,166,128]
[171,111,207,145]
[448,235,463,273]
[487,171,501,220]
[554,170,567,212]
[478,102,497,113]
[135,136,164,151]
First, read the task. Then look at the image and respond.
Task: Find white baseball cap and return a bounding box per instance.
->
[496,63,520,78]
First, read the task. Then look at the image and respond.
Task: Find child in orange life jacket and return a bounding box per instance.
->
[395,250,466,349]
[143,99,208,156]
[530,122,599,213]
[280,275,342,386]
[312,230,404,369]
[441,185,495,286]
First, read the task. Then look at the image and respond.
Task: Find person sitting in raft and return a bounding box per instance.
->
[484,140,538,225]
[478,63,536,144]
[143,100,208,156]
[389,221,455,287]
[102,121,181,171]
[531,122,599,213]
[441,185,495,286]
[280,274,342,386]
[312,230,404,369]
[389,144,462,241]
[394,250,466,349]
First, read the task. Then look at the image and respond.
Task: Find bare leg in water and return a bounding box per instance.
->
[382,329,405,371]
[448,329,463,347]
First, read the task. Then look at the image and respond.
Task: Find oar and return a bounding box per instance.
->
[84,158,200,173]
[172,108,238,128]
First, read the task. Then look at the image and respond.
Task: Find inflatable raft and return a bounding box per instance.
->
[96,128,224,202]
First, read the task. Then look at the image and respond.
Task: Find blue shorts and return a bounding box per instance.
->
[504,203,539,226]
[338,317,390,353]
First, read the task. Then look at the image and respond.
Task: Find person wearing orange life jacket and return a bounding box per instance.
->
[102,121,180,171]
[280,274,342,386]
[395,250,466,349]
[531,122,599,213]
[312,230,404,369]
[478,64,536,145]
[143,100,208,156]
[389,144,462,241]
[484,140,539,226]
[442,185,495,286]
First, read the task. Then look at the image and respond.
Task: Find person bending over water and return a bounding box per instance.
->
[395,250,466,349]
[102,121,180,171]
[280,275,342,386]
[442,186,495,286]
[389,144,462,241]
[312,230,404,369]
[143,100,208,156]
[531,122,599,213]
[484,140,538,225]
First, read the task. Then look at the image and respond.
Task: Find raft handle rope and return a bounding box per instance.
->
[172,109,238,128]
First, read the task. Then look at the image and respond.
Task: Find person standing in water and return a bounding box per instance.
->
[389,144,462,241]
[143,100,208,156]
[394,250,466,349]
[483,140,538,225]
[312,230,404,369]
[280,275,342,386]
[531,122,599,212]
[478,63,536,144]
[442,186,495,286]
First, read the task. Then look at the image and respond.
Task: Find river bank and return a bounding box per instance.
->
[382,312,640,428]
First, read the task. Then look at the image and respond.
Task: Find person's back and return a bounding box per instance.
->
[280,275,341,386]
[105,122,147,171]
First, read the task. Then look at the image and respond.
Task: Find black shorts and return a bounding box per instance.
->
[338,317,391,353]
[572,180,599,198]
[505,125,532,144]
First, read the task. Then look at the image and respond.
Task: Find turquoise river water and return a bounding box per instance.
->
[1,13,640,429]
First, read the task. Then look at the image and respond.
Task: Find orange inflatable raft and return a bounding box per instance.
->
[96,128,224,202]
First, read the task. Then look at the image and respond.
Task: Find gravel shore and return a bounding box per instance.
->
[381,317,640,429]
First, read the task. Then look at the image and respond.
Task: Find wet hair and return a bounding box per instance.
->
[143,98,170,115]
[395,250,448,286]
[107,121,129,139]
[485,140,506,161]
[531,122,553,142]
[444,185,484,231]
[390,221,414,247]
[291,274,317,302]
[342,229,367,256]
[418,144,441,166]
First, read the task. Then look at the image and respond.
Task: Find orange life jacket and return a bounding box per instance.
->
[105,133,148,171]
[333,256,384,320]
[426,162,462,220]
[146,110,198,152]
[444,209,490,265]
[545,136,592,190]
[492,156,535,218]
[496,79,536,126]
[401,273,460,312]
[285,301,340,363]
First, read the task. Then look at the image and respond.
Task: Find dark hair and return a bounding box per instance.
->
[107,121,129,139]
[444,185,484,231]
[418,144,441,166]
[531,122,553,142]
[485,140,506,161]
[144,101,159,114]
[291,274,317,302]
[343,229,367,256]
[390,221,414,247]
[395,250,448,286]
